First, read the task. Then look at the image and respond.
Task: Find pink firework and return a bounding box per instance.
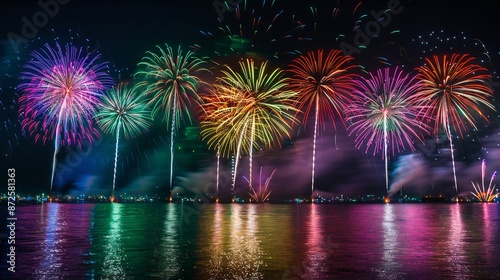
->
[346,67,432,156]
[345,67,432,191]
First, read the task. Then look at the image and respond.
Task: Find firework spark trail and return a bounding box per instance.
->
[249,115,256,189]
[170,94,177,193]
[50,95,71,188]
[311,97,319,198]
[383,110,388,192]
[447,122,458,194]
[50,100,66,188]
[482,158,486,190]
[216,148,220,200]
[112,120,121,194]
[233,120,248,192]
[18,43,113,190]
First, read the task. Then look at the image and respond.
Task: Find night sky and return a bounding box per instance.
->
[1,0,499,199]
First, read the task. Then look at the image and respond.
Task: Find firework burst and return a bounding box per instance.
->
[96,82,152,196]
[345,67,432,191]
[471,160,498,202]
[200,59,297,194]
[415,53,495,193]
[245,167,277,203]
[17,42,114,189]
[134,44,207,199]
[286,49,359,198]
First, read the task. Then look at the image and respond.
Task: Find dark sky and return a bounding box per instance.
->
[1,0,499,199]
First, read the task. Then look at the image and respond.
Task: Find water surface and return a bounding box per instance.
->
[2,202,500,279]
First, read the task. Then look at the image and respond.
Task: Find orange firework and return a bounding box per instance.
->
[415,53,495,193]
[416,53,495,138]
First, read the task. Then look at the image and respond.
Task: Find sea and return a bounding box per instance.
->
[1,202,499,279]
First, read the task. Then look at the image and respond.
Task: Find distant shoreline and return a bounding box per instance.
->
[2,197,498,206]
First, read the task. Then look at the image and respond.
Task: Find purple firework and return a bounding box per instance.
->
[18,42,114,189]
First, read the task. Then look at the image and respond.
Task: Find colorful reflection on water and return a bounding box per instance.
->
[4,203,500,279]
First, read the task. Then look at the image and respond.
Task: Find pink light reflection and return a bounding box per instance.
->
[303,203,328,278]
[447,204,469,276]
